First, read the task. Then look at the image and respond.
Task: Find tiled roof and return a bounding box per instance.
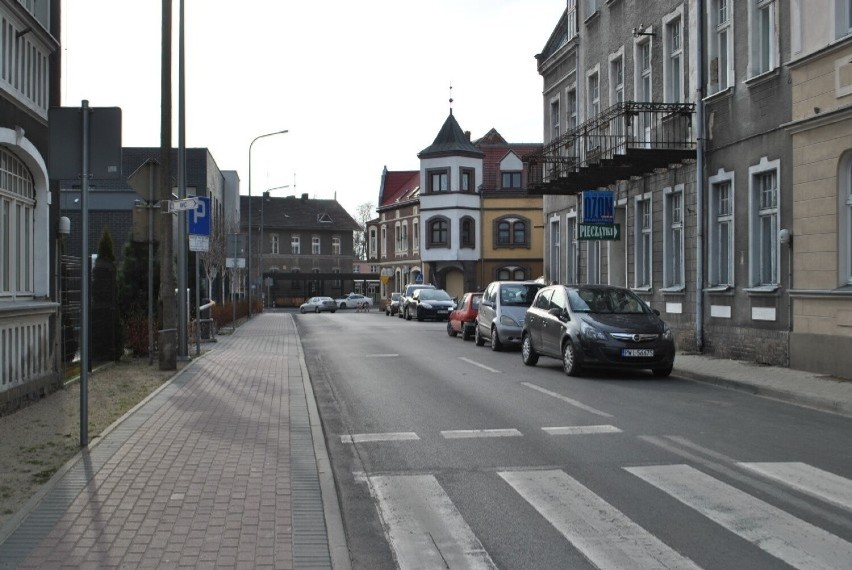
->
[378,168,420,209]
[418,112,484,159]
[474,129,542,190]
[240,194,361,232]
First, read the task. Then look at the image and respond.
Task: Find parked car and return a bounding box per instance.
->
[399,283,436,319]
[385,292,401,316]
[447,292,483,340]
[475,281,544,351]
[521,284,675,377]
[335,293,373,309]
[299,296,337,313]
[406,288,456,321]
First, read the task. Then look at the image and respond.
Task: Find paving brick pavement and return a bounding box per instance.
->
[0,313,343,570]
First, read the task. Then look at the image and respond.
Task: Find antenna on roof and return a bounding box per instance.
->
[449,82,453,115]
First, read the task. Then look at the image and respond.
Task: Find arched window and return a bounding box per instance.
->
[460,216,475,248]
[494,215,530,248]
[428,217,450,248]
[0,148,35,296]
[496,266,527,280]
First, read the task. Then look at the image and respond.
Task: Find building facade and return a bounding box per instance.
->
[242,192,362,307]
[0,0,61,411]
[532,0,794,367]
[785,0,852,377]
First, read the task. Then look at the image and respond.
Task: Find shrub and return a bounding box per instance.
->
[124,312,157,357]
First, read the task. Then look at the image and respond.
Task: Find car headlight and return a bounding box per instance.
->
[500,315,520,327]
[581,321,607,341]
[421,302,432,309]
[662,327,673,341]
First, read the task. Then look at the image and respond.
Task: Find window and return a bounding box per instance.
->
[635,195,652,288]
[749,159,780,287]
[0,18,49,116]
[711,0,733,92]
[401,222,408,252]
[381,225,386,257]
[0,149,35,296]
[566,0,577,39]
[291,267,301,289]
[665,16,683,102]
[550,218,560,282]
[611,56,624,105]
[709,173,734,287]
[588,71,600,117]
[585,0,599,18]
[842,153,852,285]
[587,241,601,285]
[428,169,449,193]
[664,186,685,289]
[333,267,341,288]
[751,0,777,76]
[428,217,449,248]
[460,217,475,248]
[290,235,300,255]
[551,98,560,141]
[369,227,377,258]
[332,236,341,256]
[495,216,529,248]
[271,233,279,255]
[501,171,521,189]
[460,168,474,192]
[635,39,652,145]
[312,236,320,255]
[567,89,578,130]
[413,219,419,251]
[839,0,852,38]
[394,223,401,253]
[497,266,527,281]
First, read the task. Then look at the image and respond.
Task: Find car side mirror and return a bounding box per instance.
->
[548,307,569,321]
[653,309,660,316]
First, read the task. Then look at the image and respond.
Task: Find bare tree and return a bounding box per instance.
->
[199,218,226,302]
[353,201,375,260]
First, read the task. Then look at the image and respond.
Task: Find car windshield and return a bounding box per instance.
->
[499,284,542,307]
[391,293,400,300]
[419,290,452,301]
[568,287,650,314]
[471,295,482,309]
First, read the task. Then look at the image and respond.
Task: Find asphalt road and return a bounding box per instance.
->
[297,309,852,570]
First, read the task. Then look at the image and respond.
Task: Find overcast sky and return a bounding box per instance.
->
[61,1,564,215]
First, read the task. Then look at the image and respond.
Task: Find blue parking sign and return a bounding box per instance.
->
[188,196,210,236]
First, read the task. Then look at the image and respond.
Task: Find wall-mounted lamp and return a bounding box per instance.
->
[632,25,656,38]
[58,216,71,236]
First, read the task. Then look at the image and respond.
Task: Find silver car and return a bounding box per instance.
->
[474,281,544,351]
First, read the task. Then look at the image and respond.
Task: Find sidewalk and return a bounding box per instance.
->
[0,313,347,570]
[1,315,850,569]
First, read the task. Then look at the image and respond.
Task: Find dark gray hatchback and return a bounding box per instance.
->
[521,285,675,377]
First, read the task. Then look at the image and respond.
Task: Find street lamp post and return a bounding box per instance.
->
[259,184,289,308]
[247,129,288,318]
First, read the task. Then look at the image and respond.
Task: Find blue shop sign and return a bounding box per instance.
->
[582,191,614,224]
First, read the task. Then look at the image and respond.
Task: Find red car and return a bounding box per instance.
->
[447,292,483,340]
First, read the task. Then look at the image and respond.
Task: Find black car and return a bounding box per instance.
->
[521,284,675,377]
[406,288,456,322]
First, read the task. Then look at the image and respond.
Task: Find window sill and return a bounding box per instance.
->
[660,286,685,294]
[744,285,780,295]
[631,286,652,294]
[584,10,600,25]
[744,67,780,88]
[704,284,734,294]
[704,86,733,104]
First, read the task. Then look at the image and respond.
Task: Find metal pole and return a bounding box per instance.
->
[695,0,706,352]
[247,129,288,318]
[177,0,188,358]
[195,253,201,355]
[80,100,90,448]
[232,234,237,326]
[260,194,264,308]
[148,163,155,365]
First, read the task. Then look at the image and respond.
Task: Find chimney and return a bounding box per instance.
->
[301,193,308,202]
[465,131,471,141]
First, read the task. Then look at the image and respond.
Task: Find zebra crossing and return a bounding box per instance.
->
[357,459,852,569]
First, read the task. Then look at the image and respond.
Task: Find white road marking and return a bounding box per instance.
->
[369,474,497,570]
[340,432,419,444]
[738,462,852,512]
[441,428,523,439]
[458,357,502,374]
[626,464,852,570]
[521,382,613,418]
[543,425,622,435]
[499,469,700,569]
[365,353,399,358]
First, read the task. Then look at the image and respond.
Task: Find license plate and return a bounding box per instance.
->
[437,310,448,314]
[622,349,654,357]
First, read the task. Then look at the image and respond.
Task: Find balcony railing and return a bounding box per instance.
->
[525,101,696,194]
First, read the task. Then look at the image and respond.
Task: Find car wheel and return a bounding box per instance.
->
[331,309,336,313]
[300,307,306,314]
[562,339,580,376]
[521,334,539,366]
[447,321,457,337]
[416,308,424,322]
[461,326,472,341]
[405,307,412,321]
[490,327,503,352]
[339,302,346,309]
[474,325,485,346]
[652,365,673,378]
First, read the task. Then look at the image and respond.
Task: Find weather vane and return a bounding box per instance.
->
[449,82,453,114]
